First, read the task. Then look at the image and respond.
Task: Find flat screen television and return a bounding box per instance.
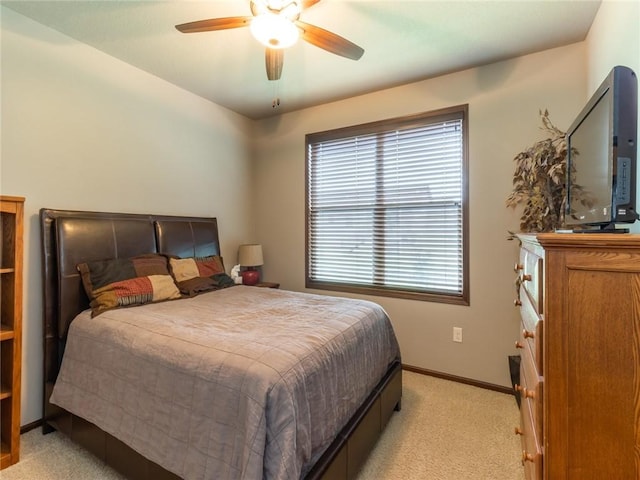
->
[565,65,638,232]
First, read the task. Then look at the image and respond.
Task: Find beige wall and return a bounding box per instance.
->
[251,43,588,388]
[1,7,255,426]
[586,0,639,92]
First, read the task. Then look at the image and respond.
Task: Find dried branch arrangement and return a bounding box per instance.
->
[506,110,590,232]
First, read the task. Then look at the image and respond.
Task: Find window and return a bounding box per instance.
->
[305,105,469,305]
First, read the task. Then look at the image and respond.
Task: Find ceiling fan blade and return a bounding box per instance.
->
[301,0,322,10]
[265,48,284,81]
[296,21,364,60]
[175,16,252,33]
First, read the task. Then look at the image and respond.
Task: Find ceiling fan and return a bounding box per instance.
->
[175,0,364,81]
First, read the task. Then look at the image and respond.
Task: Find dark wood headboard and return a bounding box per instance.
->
[40,208,220,429]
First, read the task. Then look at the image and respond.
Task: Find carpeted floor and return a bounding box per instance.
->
[2,371,525,480]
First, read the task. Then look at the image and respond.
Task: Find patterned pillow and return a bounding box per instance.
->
[168,255,235,296]
[78,254,181,317]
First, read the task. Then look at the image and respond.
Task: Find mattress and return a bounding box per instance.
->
[50,286,401,480]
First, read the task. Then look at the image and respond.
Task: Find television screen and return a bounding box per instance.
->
[567,89,612,225]
[565,65,638,231]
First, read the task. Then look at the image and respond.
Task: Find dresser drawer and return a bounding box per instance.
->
[518,340,543,444]
[518,244,544,315]
[517,290,544,373]
[520,393,543,480]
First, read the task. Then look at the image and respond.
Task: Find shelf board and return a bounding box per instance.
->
[0,268,15,274]
[0,387,11,400]
[0,324,14,341]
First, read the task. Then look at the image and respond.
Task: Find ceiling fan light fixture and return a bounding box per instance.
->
[250,13,299,49]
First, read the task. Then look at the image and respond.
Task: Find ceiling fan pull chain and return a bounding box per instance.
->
[272,79,281,108]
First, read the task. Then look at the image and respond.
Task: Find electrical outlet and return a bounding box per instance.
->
[453,327,463,343]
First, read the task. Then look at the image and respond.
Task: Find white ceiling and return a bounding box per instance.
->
[2,0,602,120]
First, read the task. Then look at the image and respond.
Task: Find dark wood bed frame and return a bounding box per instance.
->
[40,208,402,480]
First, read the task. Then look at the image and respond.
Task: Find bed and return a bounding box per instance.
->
[40,208,402,480]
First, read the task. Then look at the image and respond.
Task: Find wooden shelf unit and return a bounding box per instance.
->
[0,195,24,470]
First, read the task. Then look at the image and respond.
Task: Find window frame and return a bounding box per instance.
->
[305,104,469,305]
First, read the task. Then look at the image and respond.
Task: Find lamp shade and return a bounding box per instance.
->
[250,13,299,49]
[238,244,264,267]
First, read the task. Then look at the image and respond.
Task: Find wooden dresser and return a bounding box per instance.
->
[0,196,24,469]
[514,233,640,480]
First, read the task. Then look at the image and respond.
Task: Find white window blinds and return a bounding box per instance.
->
[306,107,468,304]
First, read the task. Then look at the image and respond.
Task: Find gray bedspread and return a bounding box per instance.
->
[50,286,401,480]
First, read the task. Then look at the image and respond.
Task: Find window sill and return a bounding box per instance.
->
[306,280,469,306]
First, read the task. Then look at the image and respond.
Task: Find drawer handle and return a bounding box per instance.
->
[521,274,532,282]
[522,451,536,463]
[515,341,524,349]
[523,329,535,339]
[514,263,524,272]
[514,384,535,399]
[514,427,523,436]
[514,299,522,307]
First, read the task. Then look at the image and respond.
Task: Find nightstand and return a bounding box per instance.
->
[255,282,280,289]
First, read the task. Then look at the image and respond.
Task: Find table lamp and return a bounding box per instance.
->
[238,244,263,286]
